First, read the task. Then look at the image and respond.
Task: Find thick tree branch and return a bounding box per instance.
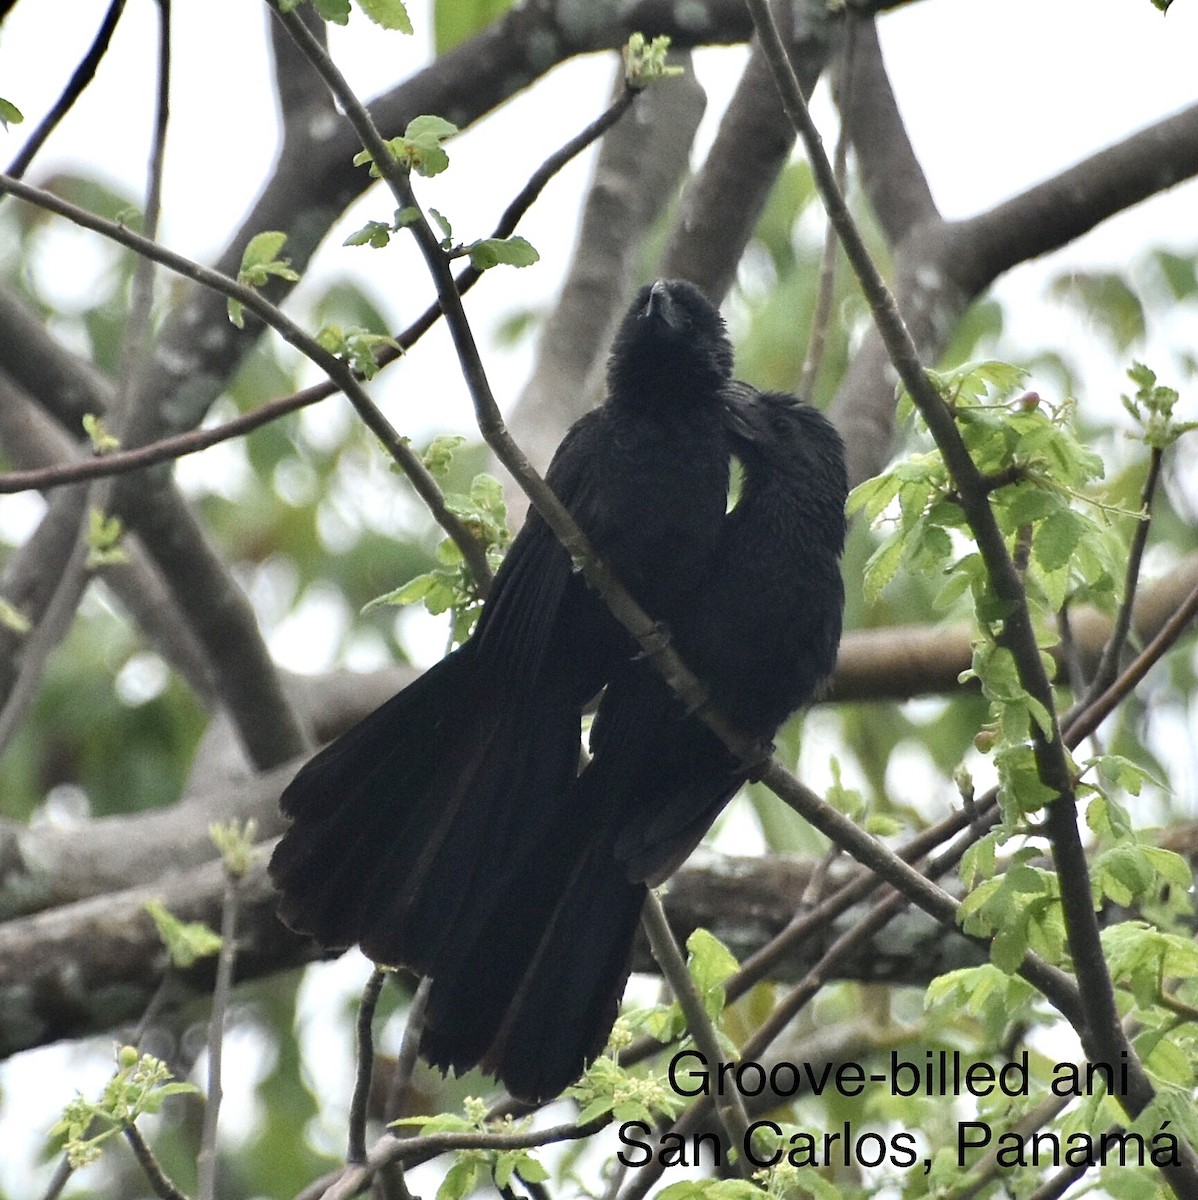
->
[831,101,1198,488]
[834,14,937,245]
[658,1,839,300]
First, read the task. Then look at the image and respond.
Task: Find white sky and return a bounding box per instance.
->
[0,2,1197,1194]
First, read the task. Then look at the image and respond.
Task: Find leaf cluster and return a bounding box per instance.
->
[278,0,413,32]
[50,1048,197,1169]
[363,436,510,643]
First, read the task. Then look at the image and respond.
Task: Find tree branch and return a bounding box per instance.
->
[657,1,839,300]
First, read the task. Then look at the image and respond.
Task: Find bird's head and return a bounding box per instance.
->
[606,279,734,406]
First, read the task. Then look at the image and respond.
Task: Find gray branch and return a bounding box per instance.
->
[508,53,707,477]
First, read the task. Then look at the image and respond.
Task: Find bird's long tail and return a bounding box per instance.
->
[268,643,581,978]
[419,790,647,1103]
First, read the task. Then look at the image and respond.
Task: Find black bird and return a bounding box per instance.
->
[419,389,848,1101]
[270,281,736,1000]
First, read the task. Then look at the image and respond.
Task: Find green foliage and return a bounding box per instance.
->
[567,1052,685,1126]
[210,817,257,877]
[851,361,1134,821]
[925,964,1039,1041]
[623,33,684,88]
[1123,361,1196,449]
[1050,271,1146,352]
[85,507,128,569]
[685,927,740,1024]
[464,234,539,271]
[229,230,300,327]
[0,594,31,635]
[353,115,458,179]
[658,1180,765,1200]
[143,899,223,968]
[363,438,508,643]
[280,0,413,30]
[391,1099,550,1200]
[314,323,400,378]
[0,96,23,127]
[82,412,120,454]
[433,0,512,54]
[50,1048,198,1168]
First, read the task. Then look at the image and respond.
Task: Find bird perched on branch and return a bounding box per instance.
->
[418,388,847,1101]
[270,281,847,1102]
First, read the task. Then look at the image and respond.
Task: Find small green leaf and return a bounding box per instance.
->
[1032,507,1087,573]
[467,235,539,271]
[422,434,465,475]
[82,413,120,454]
[240,230,288,271]
[210,818,257,878]
[86,508,128,569]
[313,0,352,23]
[143,900,222,968]
[429,206,453,243]
[433,0,512,53]
[623,32,684,87]
[1049,271,1145,352]
[0,97,23,128]
[436,1157,482,1200]
[356,0,413,31]
[344,220,393,248]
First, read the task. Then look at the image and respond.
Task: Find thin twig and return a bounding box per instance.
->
[125,1124,191,1200]
[797,13,855,401]
[386,977,431,1124]
[640,892,754,1174]
[36,1158,74,1200]
[3,0,127,181]
[349,968,388,1164]
[197,869,241,1200]
[1082,447,1163,704]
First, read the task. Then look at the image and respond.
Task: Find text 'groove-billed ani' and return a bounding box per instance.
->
[269,281,847,1102]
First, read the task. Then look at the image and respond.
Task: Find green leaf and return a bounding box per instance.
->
[86,508,128,569]
[422,434,465,475]
[1049,271,1145,352]
[241,230,288,270]
[1154,249,1198,299]
[82,412,120,454]
[143,900,222,969]
[314,0,352,23]
[466,235,540,271]
[0,96,23,128]
[343,220,393,248]
[433,0,512,54]
[622,32,684,88]
[210,818,257,878]
[436,1156,481,1200]
[429,206,453,243]
[686,928,739,1001]
[1032,507,1087,573]
[356,0,413,31]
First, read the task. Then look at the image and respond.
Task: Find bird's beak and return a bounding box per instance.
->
[643,280,680,329]
[723,384,764,442]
